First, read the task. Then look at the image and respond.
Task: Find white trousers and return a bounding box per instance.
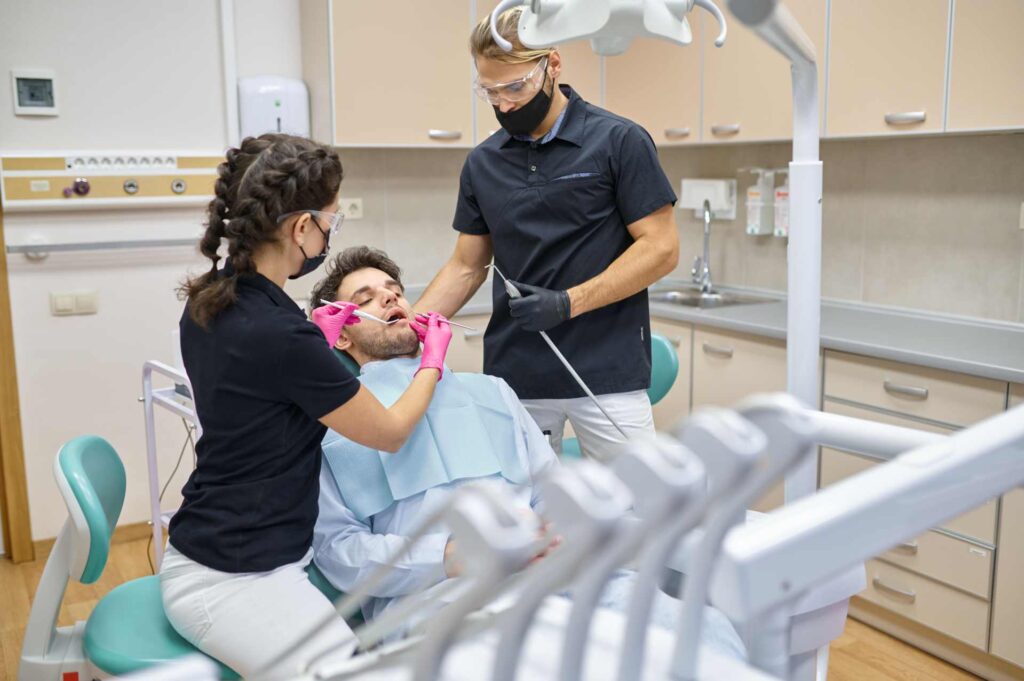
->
[522,389,656,463]
[160,545,356,680]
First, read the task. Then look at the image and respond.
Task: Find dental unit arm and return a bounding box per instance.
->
[490,461,634,681]
[709,401,1024,680]
[616,408,764,681]
[672,395,818,680]
[558,436,706,681]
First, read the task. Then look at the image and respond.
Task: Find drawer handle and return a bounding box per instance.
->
[711,123,741,136]
[464,329,485,340]
[873,576,917,604]
[702,342,734,359]
[884,111,927,126]
[883,380,929,400]
[427,129,462,141]
[664,127,691,139]
[668,336,684,348]
[893,541,919,555]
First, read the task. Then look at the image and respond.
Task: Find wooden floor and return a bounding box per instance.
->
[0,537,980,680]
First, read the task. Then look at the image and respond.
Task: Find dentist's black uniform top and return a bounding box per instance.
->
[169,270,360,573]
[453,85,677,400]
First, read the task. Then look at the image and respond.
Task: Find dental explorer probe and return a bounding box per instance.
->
[487,264,629,441]
[319,299,479,331]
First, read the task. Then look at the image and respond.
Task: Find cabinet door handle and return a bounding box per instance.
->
[464,329,485,340]
[883,380,929,400]
[893,541,919,555]
[710,123,741,136]
[668,336,684,348]
[428,129,462,141]
[702,342,734,359]
[884,111,927,126]
[664,127,691,139]
[872,577,917,604]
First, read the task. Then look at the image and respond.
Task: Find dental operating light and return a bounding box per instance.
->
[489,0,728,57]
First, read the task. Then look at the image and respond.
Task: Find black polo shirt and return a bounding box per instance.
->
[169,271,360,572]
[453,86,677,399]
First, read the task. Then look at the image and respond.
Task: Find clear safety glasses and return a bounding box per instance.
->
[277,209,345,237]
[473,57,549,105]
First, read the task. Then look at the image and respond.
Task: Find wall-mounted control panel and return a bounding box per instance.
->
[0,153,221,212]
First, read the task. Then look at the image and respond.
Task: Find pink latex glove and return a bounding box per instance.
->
[410,312,450,343]
[311,302,360,347]
[416,312,452,381]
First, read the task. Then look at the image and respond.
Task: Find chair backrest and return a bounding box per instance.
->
[647,332,680,406]
[334,348,361,376]
[54,435,126,584]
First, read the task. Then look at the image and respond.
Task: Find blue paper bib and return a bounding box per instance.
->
[321,358,529,521]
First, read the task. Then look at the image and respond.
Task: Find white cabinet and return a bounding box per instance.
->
[691,326,787,510]
[826,0,949,137]
[991,489,1024,667]
[650,320,692,431]
[947,0,1024,132]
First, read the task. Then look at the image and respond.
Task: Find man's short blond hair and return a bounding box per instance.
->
[470,7,553,64]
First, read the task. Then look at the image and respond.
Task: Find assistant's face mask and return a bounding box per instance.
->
[493,68,553,137]
[290,221,330,280]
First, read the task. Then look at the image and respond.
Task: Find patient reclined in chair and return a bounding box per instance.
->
[307,248,745,659]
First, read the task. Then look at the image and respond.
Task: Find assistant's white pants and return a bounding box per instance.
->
[160,545,356,680]
[522,389,656,463]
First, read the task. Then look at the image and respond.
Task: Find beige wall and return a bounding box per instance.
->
[328,132,1024,324]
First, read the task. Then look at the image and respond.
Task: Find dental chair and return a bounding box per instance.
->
[562,331,679,459]
[18,435,344,681]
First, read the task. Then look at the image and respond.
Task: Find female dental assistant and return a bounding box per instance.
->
[417,8,679,462]
[161,133,452,679]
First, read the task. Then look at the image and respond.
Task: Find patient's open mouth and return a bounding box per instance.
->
[383,308,408,323]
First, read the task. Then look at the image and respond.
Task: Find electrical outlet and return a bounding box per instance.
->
[1019,202,1024,231]
[341,197,363,220]
[50,291,97,316]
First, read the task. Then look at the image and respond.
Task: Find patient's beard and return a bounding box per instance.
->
[355,327,420,361]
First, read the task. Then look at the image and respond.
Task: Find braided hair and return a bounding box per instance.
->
[180,134,343,328]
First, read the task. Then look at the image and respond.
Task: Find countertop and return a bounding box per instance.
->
[406,281,1024,385]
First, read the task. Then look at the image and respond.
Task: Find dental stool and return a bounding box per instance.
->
[19,435,350,681]
[562,332,680,459]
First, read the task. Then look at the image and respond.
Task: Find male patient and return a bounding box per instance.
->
[309,247,744,657]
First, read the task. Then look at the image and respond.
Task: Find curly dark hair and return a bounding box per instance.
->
[308,246,403,316]
[179,133,344,328]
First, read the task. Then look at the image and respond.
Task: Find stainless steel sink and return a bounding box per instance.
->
[651,289,774,309]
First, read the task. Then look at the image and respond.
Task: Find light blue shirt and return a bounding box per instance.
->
[313,367,558,622]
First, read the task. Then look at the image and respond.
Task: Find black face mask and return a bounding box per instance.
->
[493,69,553,137]
[289,221,330,280]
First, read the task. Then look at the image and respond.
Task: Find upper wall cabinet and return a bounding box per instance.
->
[947,0,1024,132]
[603,29,701,146]
[701,0,826,143]
[330,1,473,147]
[827,0,948,137]
[473,0,602,143]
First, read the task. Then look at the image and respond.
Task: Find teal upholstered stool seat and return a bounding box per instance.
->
[84,575,241,679]
[560,332,680,459]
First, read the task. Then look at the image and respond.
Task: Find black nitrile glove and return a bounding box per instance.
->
[508,281,571,332]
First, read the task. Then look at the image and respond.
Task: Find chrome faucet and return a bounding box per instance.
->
[691,199,714,293]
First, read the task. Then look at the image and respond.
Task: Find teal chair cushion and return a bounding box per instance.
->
[84,568,355,679]
[647,333,680,406]
[334,348,361,376]
[57,435,126,584]
[561,437,583,459]
[84,575,240,679]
